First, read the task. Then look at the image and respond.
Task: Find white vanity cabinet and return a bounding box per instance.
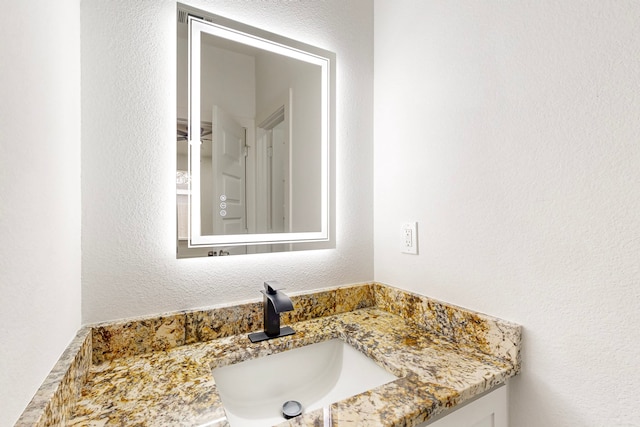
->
[418,384,508,427]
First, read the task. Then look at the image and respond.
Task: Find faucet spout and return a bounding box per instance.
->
[248,281,296,343]
[261,281,294,313]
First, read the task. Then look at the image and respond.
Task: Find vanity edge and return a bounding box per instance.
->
[14,327,92,427]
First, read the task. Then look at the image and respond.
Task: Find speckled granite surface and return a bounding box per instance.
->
[90,284,376,364]
[17,283,521,427]
[15,328,92,427]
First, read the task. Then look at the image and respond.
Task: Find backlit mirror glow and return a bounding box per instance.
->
[176,5,335,257]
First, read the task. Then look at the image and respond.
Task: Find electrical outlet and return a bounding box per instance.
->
[401,222,418,254]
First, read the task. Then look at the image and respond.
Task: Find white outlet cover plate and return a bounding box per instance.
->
[401,222,418,255]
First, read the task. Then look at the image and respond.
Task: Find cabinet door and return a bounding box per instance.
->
[419,384,507,427]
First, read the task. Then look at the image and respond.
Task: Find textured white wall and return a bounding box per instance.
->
[374,1,640,426]
[81,0,373,323]
[0,0,81,425]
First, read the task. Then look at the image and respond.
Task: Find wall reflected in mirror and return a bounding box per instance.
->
[176,4,334,257]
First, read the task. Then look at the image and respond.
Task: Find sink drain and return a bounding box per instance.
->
[282,400,303,419]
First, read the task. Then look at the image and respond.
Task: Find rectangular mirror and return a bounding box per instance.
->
[176,4,335,257]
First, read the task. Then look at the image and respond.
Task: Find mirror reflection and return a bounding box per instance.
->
[176,5,333,257]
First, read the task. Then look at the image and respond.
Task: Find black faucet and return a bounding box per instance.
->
[248,281,296,343]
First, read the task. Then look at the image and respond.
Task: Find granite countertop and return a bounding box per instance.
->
[68,309,518,426]
[16,283,521,427]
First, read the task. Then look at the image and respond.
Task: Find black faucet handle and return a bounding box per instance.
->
[263,281,283,295]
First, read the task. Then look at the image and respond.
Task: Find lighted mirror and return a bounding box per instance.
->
[176,4,335,257]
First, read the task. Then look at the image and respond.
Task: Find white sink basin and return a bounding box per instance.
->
[212,339,398,427]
